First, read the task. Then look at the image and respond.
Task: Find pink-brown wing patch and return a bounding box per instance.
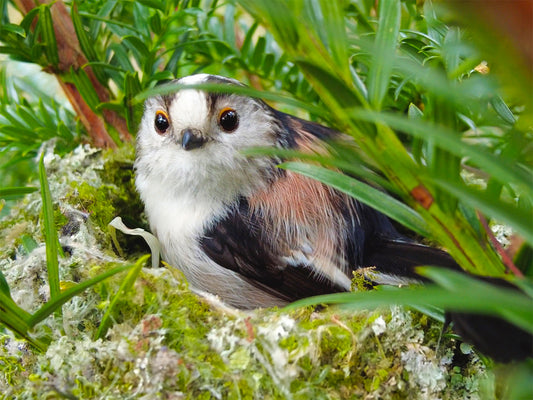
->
[249,171,354,288]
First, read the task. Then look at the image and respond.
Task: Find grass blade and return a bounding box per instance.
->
[0,290,32,327]
[0,288,45,350]
[135,81,328,118]
[39,153,60,301]
[28,262,134,327]
[287,267,533,334]
[281,161,431,237]
[353,109,533,199]
[95,255,149,339]
[367,0,401,110]
[0,270,12,299]
[433,178,533,247]
[0,186,38,198]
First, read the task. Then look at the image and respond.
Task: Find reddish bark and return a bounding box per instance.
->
[12,0,133,148]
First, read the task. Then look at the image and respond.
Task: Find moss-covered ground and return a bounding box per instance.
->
[0,145,488,399]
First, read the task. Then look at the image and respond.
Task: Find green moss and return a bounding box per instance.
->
[99,146,146,228]
[0,353,25,387]
[56,145,146,256]
[0,260,487,399]
[0,200,39,257]
[52,203,69,233]
[66,181,117,232]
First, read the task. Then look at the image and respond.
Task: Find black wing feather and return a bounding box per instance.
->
[200,198,347,302]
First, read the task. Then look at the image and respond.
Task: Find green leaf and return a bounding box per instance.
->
[70,67,100,111]
[251,36,266,69]
[352,109,533,200]
[262,53,275,77]
[0,45,31,61]
[124,71,143,133]
[70,5,107,86]
[108,42,134,72]
[145,70,175,85]
[21,234,38,254]
[295,60,362,109]
[15,104,44,129]
[408,103,424,163]
[349,64,368,101]
[38,4,59,67]
[122,35,150,60]
[280,162,431,237]
[490,95,516,125]
[132,2,151,39]
[367,0,401,110]
[38,99,55,129]
[96,255,149,339]
[318,0,348,66]
[136,0,166,11]
[0,186,38,198]
[149,12,162,35]
[71,4,98,62]
[0,23,26,37]
[84,61,126,75]
[19,7,40,34]
[39,153,60,301]
[79,11,141,34]
[287,267,533,335]
[223,4,237,49]
[240,22,259,59]
[433,178,533,247]
[0,269,12,299]
[426,93,460,213]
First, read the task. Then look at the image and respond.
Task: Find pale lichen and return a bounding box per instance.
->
[0,145,489,399]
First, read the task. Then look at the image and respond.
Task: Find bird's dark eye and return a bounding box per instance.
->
[154,110,170,134]
[218,108,239,132]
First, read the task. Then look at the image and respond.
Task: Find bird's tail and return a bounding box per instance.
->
[447,277,533,363]
[361,239,459,286]
[362,239,533,363]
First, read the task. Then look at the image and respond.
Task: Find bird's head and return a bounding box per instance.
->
[135,74,280,202]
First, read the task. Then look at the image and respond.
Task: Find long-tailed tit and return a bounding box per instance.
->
[135,74,532,362]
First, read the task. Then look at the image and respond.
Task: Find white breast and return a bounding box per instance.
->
[138,180,285,309]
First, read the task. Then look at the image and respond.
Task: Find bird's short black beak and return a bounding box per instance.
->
[181,129,207,151]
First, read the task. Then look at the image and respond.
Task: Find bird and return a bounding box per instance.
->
[134,74,532,362]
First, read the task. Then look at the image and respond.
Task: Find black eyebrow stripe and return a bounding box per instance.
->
[204,75,245,116]
[161,94,174,111]
[206,92,232,116]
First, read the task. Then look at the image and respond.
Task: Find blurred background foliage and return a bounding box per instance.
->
[0,0,532,388]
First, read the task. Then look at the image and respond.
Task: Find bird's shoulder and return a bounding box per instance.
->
[199,171,366,301]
